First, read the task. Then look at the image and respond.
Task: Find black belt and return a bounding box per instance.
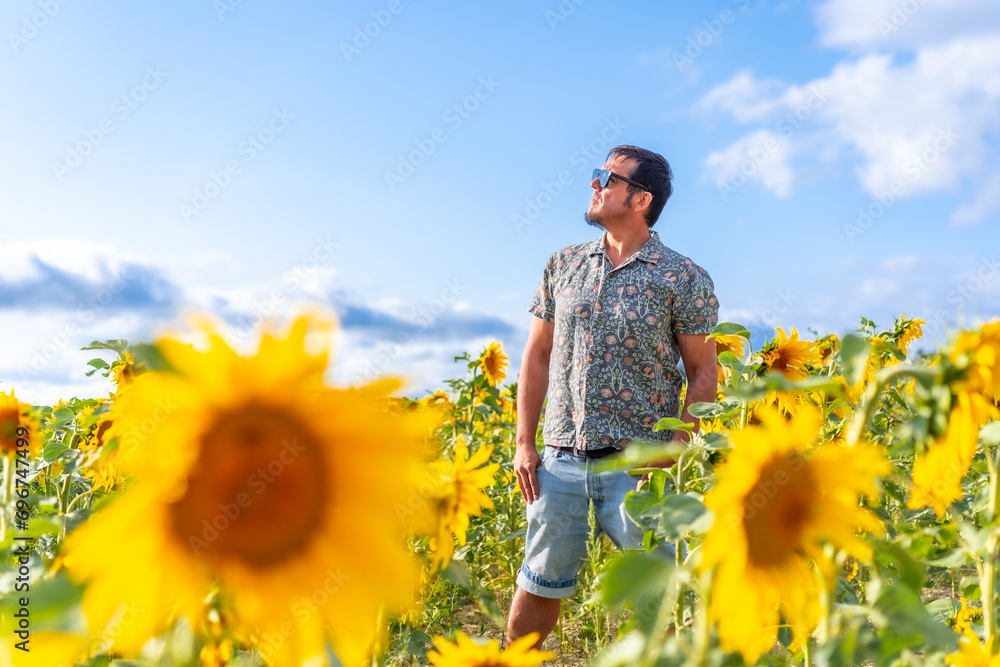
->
[549,445,619,459]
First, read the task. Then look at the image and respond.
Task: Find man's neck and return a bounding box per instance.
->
[603,223,651,269]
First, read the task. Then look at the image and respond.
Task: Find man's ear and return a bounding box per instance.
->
[632,190,653,214]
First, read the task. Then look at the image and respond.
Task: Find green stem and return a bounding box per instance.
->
[0,453,10,543]
[803,637,812,666]
[846,365,937,446]
[673,452,687,631]
[984,446,1000,652]
[693,571,712,667]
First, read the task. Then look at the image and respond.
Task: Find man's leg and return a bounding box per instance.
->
[507,586,561,649]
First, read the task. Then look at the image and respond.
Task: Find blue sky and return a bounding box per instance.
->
[2,0,998,404]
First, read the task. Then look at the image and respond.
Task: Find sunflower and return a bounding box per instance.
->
[61,315,439,667]
[812,334,836,367]
[700,405,889,663]
[426,631,553,667]
[479,341,509,388]
[79,414,126,492]
[907,392,982,517]
[0,390,40,457]
[111,350,145,395]
[714,333,748,386]
[946,626,1000,667]
[759,328,823,381]
[428,437,499,570]
[950,321,1000,405]
[897,318,926,356]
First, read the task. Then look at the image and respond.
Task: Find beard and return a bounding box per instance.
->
[584,208,604,229]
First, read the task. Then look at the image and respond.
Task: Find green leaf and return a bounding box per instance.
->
[980,421,1000,446]
[440,559,472,590]
[838,334,871,386]
[698,432,731,451]
[84,357,111,377]
[873,584,957,652]
[709,322,751,339]
[476,588,505,626]
[601,551,673,608]
[655,494,709,540]
[873,538,926,591]
[45,407,77,430]
[653,417,693,433]
[687,402,724,419]
[81,339,130,353]
[131,342,175,373]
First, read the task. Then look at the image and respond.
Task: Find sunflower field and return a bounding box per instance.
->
[1,312,1000,667]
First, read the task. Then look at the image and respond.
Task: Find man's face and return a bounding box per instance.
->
[585,156,640,229]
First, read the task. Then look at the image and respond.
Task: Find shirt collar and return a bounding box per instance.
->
[589,230,666,267]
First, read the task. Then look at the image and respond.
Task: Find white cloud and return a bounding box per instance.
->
[696,33,1000,223]
[703,129,794,198]
[815,0,1000,51]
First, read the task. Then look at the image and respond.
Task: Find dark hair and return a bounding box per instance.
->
[606,145,673,227]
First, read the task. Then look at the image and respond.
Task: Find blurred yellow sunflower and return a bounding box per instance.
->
[429,437,499,570]
[946,626,1000,667]
[908,392,982,517]
[759,328,822,381]
[0,390,40,458]
[951,321,1000,406]
[427,631,553,667]
[714,333,748,385]
[61,315,439,667]
[479,341,509,387]
[700,405,889,663]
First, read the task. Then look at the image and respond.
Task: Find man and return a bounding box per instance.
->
[506,145,719,648]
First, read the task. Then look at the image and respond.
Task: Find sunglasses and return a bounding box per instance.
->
[592,168,652,194]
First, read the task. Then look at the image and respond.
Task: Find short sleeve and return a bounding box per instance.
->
[528,256,556,322]
[672,265,719,335]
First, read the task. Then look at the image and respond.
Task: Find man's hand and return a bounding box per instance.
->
[514,445,542,504]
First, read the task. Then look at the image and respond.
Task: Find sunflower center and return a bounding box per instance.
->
[171,406,328,569]
[742,454,817,568]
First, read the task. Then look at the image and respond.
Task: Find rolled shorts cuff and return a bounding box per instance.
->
[516,563,577,599]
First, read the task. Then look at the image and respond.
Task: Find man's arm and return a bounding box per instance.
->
[513,316,554,504]
[673,332,719,442]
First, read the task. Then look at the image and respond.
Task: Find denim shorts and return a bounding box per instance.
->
[516,446,668,599]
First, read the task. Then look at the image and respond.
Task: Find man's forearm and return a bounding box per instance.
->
[675,368,717,441]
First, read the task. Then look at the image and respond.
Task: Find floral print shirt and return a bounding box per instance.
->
[529,231,719,450]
